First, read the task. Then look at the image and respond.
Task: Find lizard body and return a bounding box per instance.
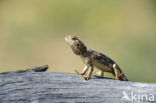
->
[65,35,128,81]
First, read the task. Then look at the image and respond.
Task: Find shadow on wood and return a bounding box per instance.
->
[0,65,156,103]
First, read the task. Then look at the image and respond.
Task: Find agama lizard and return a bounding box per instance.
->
[65,35,128,81]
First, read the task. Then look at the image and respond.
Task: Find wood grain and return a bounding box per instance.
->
[0,66,156,103]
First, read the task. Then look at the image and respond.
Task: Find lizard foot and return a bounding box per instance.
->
[75,70,85,75]
[81,75,90,80]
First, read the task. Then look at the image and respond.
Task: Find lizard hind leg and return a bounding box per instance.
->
[100,70,104,77]
[96,70,104,77]
[113,64,122,80]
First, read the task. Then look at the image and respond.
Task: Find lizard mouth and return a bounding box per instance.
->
[64,36,70,44]
[64,36,69,42]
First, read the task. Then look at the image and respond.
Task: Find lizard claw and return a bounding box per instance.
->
[82,75,90,80]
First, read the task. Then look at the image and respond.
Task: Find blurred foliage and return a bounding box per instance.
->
[0,0,156,82]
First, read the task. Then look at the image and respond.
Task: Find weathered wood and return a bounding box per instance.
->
[0,65,49,74]
[0,67,156,103]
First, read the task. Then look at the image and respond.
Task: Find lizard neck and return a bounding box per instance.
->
[80,48,89,57]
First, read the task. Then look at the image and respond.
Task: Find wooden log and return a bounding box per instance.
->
[0,66,156,103]
[0,65,49,74]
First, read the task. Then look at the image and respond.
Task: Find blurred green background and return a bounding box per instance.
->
[0,0,156,82]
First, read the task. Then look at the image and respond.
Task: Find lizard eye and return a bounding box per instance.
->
[72,38,76,40]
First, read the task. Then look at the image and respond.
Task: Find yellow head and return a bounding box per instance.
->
[65,35,87,56]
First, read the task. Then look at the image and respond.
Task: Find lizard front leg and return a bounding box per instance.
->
[75,65,89,75]
[82,63,94,80]
[77,57,94,80]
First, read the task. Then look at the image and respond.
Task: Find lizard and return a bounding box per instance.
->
[65,35,128,81]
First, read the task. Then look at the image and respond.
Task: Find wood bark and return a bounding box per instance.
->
[0,65,156,103]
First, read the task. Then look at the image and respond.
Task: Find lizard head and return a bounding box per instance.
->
[65,35,87,56]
